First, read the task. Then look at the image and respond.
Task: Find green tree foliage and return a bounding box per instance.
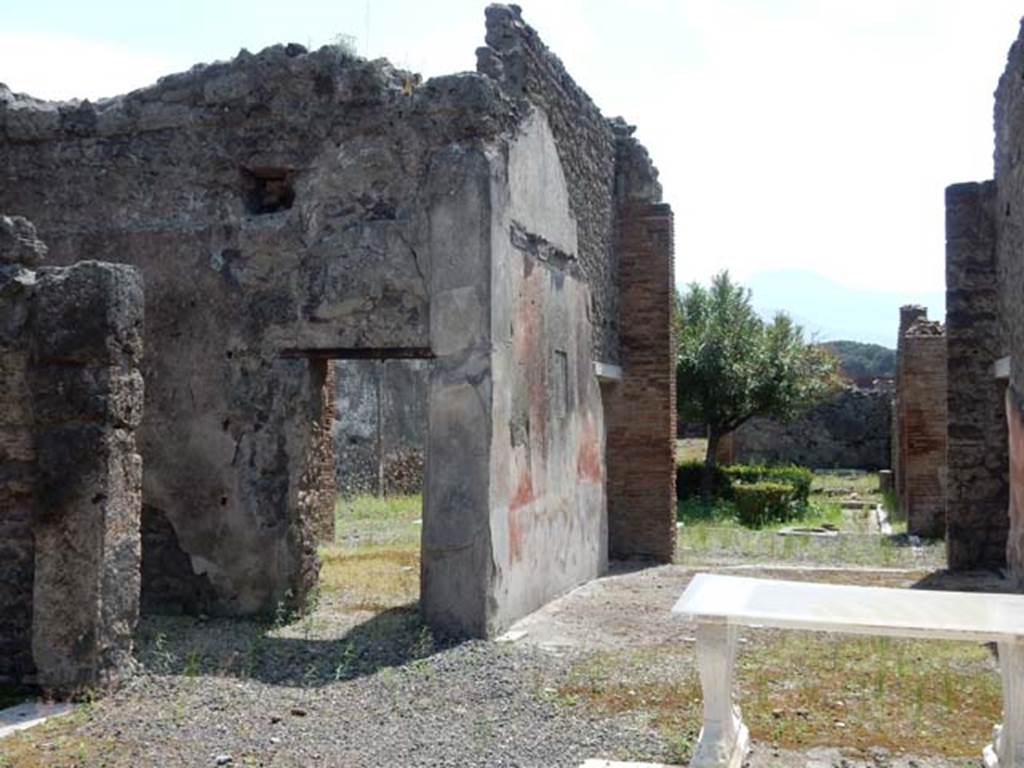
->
[822,340,896,383]
[676,271,839,497]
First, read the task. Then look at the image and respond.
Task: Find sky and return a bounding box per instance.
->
[2,1,1022,344]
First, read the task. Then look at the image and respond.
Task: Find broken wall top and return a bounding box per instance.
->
[0,44,520,145]
[477,3,662,362]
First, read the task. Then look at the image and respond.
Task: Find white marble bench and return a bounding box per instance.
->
[673,573,1024,768]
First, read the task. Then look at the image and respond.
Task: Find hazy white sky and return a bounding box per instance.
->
[1,1,1021,298]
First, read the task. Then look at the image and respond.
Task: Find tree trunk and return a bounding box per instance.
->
[702,430,720,503]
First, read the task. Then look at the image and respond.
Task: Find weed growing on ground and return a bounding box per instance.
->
[553,632,1001,760]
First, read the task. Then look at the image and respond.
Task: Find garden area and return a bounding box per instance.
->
[674,439,945,571]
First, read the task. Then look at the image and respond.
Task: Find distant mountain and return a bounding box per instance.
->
[822,340,896,383]
[742,270,945,346]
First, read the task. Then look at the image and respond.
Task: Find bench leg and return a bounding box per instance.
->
[985,642,1024,768]
[690,622,749,768]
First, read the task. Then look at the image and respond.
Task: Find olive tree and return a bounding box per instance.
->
[676,271,838,499]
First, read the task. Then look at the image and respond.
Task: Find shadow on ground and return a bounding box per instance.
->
[913,567,1019,593]
[133,601,464,688]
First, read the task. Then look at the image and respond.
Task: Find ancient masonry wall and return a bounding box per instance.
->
[995,28,1024,579]
[332,359,428,497]
[0,215,143,696]
[477,5,619,364]
[726,386,892,470]
[0,45,523,618]
[894,310,947,538]
[1,5,674,635]
[945,181,1009,570]
[605,189,676,562]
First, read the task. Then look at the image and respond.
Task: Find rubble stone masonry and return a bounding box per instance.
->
[0,215,143,697]
[945,181,1008,570]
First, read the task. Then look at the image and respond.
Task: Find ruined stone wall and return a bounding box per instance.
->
[894,312,947,538]
[0,218,43,686]
[477,5,619,364]
[0,46,521,617]
[488,109,608,631]
[332,359,428,497]
[995,26,1024,578]
[603,124,675,562]
[726,386,892,470]
[421,107,613,636]
[1,5,671,636]
[945,181,1009,570]
[0,216,143,696]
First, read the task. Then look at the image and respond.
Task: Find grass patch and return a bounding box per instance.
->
[678,495,843,532]
[334,493,422,548]
[811,470,881,499]
[554,632,1001,761]
[675,523,945,570]
[0,706,117,768]
[326,493,422,611]
[319,544,419,612]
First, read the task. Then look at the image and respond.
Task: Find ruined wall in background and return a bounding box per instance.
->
[477,4,619,364]
[945,181,1008,571]
[892,305,927,502]
[604,125,676,562]
[301,360,336,543]
[727,386,892,470]
[332,359,428,497]
[0,216,143,697]
[894,310,947,538]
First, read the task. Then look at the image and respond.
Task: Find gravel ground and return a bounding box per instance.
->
[2,562,1002,767]
[13,632,668,767]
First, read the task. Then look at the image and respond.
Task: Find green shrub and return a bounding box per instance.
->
[676,461,729,499]
[725,465,813,504]
[733,481,798,527]
[676,460,813,505]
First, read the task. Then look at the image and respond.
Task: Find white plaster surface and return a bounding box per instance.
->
[0,701,73,739]
[674,573,1024,643]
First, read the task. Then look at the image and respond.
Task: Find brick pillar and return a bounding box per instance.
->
[30,261,144,698]
[945,181,1009,570]
[894,304,928,504]
[606,202,676,561]
[895,311,947,539]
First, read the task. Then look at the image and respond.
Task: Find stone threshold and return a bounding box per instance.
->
[0,701,74,739]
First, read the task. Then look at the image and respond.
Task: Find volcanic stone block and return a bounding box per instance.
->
[33,262,143,367]
[27,258,144,698]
